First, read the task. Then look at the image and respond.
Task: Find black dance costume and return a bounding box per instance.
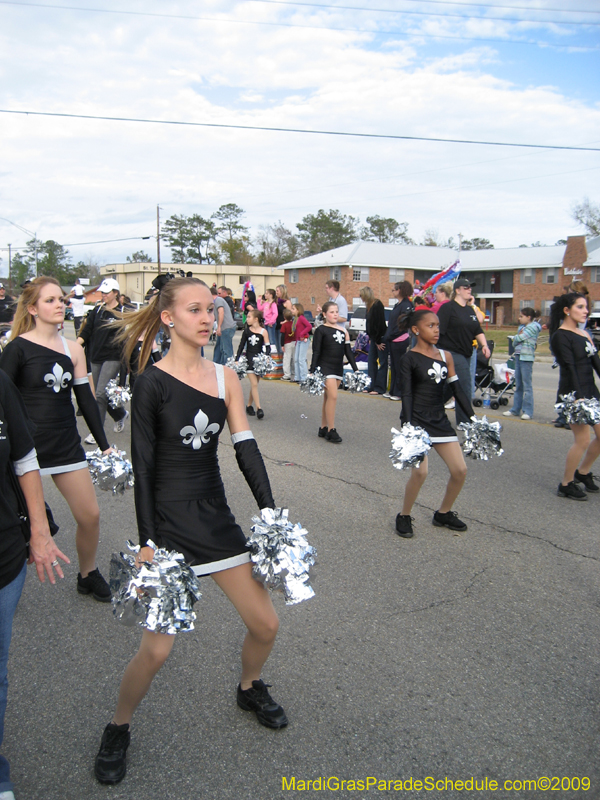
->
[552,328,600,403]
[132,363,274,575]
[400,349,474,443]
[309,325,358,380]
[236,326,268,374]
[0,336,110,474]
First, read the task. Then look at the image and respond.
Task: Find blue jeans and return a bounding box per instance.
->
[368,340,388,394]
[213,327,235,365]
[0,560,27,793]
[470,346,477,399]
[295,339,309,382]
[511,355,533,417]
[266,325,281,354]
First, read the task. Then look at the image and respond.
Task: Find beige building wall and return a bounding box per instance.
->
[100,263,286,305]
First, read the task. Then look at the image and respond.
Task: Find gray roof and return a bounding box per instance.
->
[284,240,567,273]
[585,235,600,265]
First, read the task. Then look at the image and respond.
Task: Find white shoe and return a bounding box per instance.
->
[520,413,531,420]
[444,398,455,409]
[0,790,16,800]
[382,392,391,399]
[114,409,129,433]
[388,395,401,401]
[502,410,516,417]
[84,433,96,445]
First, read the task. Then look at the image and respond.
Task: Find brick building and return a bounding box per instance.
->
[282,235,600,324]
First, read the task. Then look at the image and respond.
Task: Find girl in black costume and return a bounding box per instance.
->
[236,308,270,419]
[395,309,475,538]
[549,293,600,500]
[94,277,286,786]
[0,277,113,600]
[309,301,358,444]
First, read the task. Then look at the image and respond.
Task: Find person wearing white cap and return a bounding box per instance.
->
[77,279,128,442]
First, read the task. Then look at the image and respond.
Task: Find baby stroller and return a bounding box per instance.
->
[473,341,515,409]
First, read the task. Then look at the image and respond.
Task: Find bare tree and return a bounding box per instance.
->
[572,197,600,237]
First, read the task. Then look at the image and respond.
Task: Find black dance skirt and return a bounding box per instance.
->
[153,496,250,575]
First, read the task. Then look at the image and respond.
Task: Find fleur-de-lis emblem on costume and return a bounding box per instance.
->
[427,362,448,383]
[585,339,596,357]
[249,334,260,346]
[44,362,72,393]
[333,330,345,344]
[180,409,220,450]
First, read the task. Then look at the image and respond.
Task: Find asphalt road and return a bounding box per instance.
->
[5,343,599,800]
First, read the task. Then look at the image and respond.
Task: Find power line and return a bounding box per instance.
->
[2,108,599,152]
[0,236,150,251]
[1,0,598,29]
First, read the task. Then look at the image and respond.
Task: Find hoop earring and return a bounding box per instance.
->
[168,322,174,328]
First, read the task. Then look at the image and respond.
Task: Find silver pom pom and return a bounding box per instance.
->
[252,352,276,377]
[458,415,504,460]
[299,368,326,397]
[86,447,135,494]
[226,355,248,379]
[389,424,431,470]
[105,378,132,409]
[109,540,202,634]
[247,508,316,605]
[343,371,371,393]
[555,392,600,426]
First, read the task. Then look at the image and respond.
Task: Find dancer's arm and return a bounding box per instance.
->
[309,326,323,373]
[131,375,160,550]
[552,331,582,397]
[445,351,475,420]
[399,354,414,425]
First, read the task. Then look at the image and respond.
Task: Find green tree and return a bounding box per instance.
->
[572,197,600,237]
[219,235,255,266]
[211,203,249,243]
[296,209,358,256]
[126,251,153,262]
[9,252,34,288]
[186,215,219,264]
[460,237,494,250]
[161,215,190,263]
[362,215,413,244]
[255,222,300,266]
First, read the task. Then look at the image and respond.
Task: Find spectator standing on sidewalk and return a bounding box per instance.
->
[279,309,296,381]
[360,287,388,396]
[292,303,312,383]
[503,308,541,420]
[316,280,349,328]
[69,278,86,336]
[385,281,413,401]
[211,286,237,365]
[437,278,490,427]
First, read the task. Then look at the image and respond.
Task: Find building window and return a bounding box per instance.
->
[542,300,554,317]
[239,275,250,284]
[520,269,534,284]
[389,268,405,283]
[311,296,315,305]
[291,297,298,304]
[311,268,316,275]
[591,266,600,283]
[519,300,533,310]
[543,268,558,284]
[353,267,369,282]
[330,266,342,281]
[352,297,363,307]
[388,297,397,307]
[289,269,299,284]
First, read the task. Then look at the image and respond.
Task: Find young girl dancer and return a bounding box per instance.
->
[395,309,474,538]
[94,277,286,785]
[236,308,270,420]
[309,301,358,444]
[549,293,600,500]
[0,277,113,600]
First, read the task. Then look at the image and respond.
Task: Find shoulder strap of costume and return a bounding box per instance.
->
[215,363,226,399]
[60,336,72,360]
[439,349,447,364]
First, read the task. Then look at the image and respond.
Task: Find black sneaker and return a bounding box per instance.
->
[77,568,111,602]
[432,510,468,531]
[557,481,588,500]
[574,470,599,493]
[94,722,130,784]
[257,408,264,420]
[318,426,328,438]
[246,405,255,416]
[326,428,342,444]
[395,514,414,538]
[236,680,288,729]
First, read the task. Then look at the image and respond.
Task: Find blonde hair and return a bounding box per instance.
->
[359,286,375,310]
[11,276,63,338]
[276,284,289,301]
[436,281,453,299]
[114,276,209,372]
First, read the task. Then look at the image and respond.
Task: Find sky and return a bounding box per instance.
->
[1,0,599,271]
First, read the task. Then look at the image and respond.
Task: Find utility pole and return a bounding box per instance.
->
[7,244,11,292]
[458,233,462,253]
[157,205,161,273]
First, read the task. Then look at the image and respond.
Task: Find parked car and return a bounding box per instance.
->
[347,305,396,340]
[587,311,600,349]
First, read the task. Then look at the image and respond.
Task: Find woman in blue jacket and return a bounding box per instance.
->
[503,307,542,420]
